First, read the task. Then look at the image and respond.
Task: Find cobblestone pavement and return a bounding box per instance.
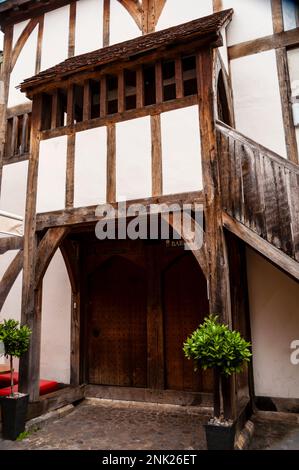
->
[250,415,299,450]
[0,399,210,450]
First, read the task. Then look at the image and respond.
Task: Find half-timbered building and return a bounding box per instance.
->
[0,0,299,428]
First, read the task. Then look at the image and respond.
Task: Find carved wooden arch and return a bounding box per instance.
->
[213,51,235,127]
[60,238,80,294]
[0,250,23,311]
[34,226,70,289]
[163,211,208,279]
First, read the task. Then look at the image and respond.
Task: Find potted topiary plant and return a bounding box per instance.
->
[0,319,31,440]
[183,314,252,450]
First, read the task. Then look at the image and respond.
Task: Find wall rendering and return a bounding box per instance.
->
[161,106,202,195]
[40,250,71,384]
[230,50,287,157]
[247,248,299,399]
[36,136,67,213]
[74,127,107,207]
[116,117,151,201]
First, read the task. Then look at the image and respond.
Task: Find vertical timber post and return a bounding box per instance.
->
[19,95,43,402]
[197,48,235,419]
[0,25,13,195]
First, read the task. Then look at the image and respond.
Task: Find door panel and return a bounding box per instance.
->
[163,253,212,392]
[88,256,147,387]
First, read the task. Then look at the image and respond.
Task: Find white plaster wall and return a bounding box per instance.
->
[218,26,228,72]
[8,26,38,107]
[12,19,30,48]
[0,161,28,218]
[37,136,67,213]
[110,0,140,45]
[247,248,299,399]
[231,50,287,157]
[157,0,213,30]
[40,250,71,384]
[75,0,103,55]
[41,5,69,71]
[0,251,22,368]
[161,106,202,195]
[287,48,299,156]
[116,117,151,201]
[74,127,107,207]
[223,0,273,46]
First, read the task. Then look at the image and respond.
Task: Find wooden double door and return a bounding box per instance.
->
[86,240,212,392]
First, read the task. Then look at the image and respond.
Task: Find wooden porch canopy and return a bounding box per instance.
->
[20,9,233,98]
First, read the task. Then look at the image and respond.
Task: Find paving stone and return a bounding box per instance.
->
[0,399,209,450]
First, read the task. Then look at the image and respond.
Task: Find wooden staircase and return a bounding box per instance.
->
[216,121,299,281]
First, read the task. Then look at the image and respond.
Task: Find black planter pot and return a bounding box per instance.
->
[1,393,29,441]
[204,421,236,450]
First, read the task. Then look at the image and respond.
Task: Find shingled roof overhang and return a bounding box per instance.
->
[20,9,233,98]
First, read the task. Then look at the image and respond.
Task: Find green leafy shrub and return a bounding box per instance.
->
[183,314,252,376]
[0,319,31,397]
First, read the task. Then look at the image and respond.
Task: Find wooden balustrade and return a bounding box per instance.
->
[5,105,31,162]
[39,53,198,135]
[217,120,299,263]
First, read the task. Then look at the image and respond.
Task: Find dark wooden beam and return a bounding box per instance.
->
[103,0,110,47]
[223,212,299,281]
[0,25,13,195]
[151,114,162,196]
[271,0,284,34]
[275,47,299,164]
[6,102,32,119]
[35,191,204,231]
[68,1,76,58]
[40,95,198,141]
[0,236,24,254]
[228,28,299,61]
[83,80,91,121]
[85,384,212,406]
[65,133,76,209]
[213,0,223,12]
[106,124,116,203]
[0,250,23,311]
[19,94,42,401]
[27,385,85,421]
[197,49,231,320]
[35,15,44,75]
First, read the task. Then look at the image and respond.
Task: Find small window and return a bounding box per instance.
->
[143,65,156,106]
[162,60,176,101]
[125,69,137,111]
[107,75,118,115]
[182,56,197,97]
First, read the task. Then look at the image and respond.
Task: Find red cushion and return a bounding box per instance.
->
[0,380,58,397]
[0,372,19,387]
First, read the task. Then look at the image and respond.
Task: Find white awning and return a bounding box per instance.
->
[0,210,23,237]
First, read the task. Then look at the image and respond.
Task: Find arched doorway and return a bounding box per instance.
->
[87,255,148,387]
[163,253,213,392]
